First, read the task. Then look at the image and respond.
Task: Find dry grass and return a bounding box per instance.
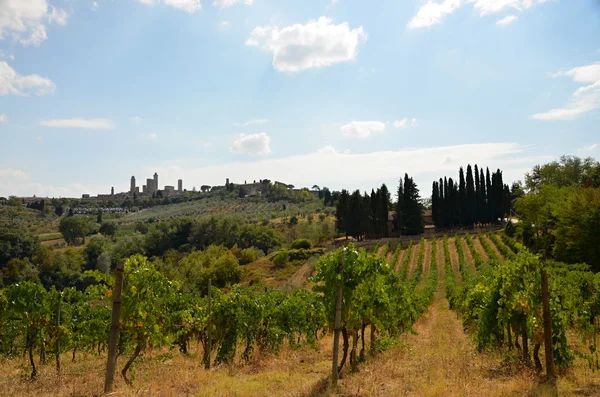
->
[331,291,600,396]
[395,249,407,273]
[484,234,508,260]
[422,240,432,281]
[460,238,476,271]
[407,244,420,279]
[472,238,489,262]
[0,337,334,397]
[447,238,461,281]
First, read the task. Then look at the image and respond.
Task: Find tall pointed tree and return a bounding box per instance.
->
[401,173,424,235]
[459,167,466,226]
[486,167,492,223]
[443,177,450,228]
[466,165,476,227]
[475,164,481,225]
[395,177,405,235]
[432,181,439,227]
[336,189,350,237]
[479,168,487,225]
[380,184,391,237]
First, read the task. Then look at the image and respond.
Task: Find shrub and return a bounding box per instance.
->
[273,250,290,268]
[291,238,312,250]
[238,248,258,265]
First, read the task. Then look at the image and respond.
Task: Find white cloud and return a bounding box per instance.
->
[0,61,55,96]
[150,142,546,197]
[0,50,14,60]
[0,114,7,122]
[579,143,598,152]
[340,121,386,139]
[393,118,419,129]
[0,143,551,198]
[532,62,600,121]
[468,0,547,16]
[129,116,143,125]
[408,0,461,29]
[220,21,231,30]
[230,132,272,156]
[0,0,69,46]
[19,23,46,46]
[317,145,339,154]
[234,118,269,127]
[92,2,99,11]
[40,118,115,130]
[246,17,367,73]
[147,133,158,141]
[0,168,28,179]
[408,0,547,29]
[496,15,518,26]
[213,0,253,8]
[137,0,202,12]
[48,6,69,25]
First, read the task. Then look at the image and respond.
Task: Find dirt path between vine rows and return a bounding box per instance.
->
[460,238,476,271]
[333,282,563,397]
[407,244,420,278]
[395,249,407,273]
[447,238,461,281]
[472,237,489,262]
[483,234,504,261]
[422,240,432,280]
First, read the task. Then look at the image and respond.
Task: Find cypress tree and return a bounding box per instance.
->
[474,164,481,225]
[349,190,363,240]
[459,167,466,226]
[479,168,486,225]
[362,192,372,240]
[395,178,405,235]
[486,168,492,223]
[403,174,424,235]
[370,189,379,238]
[448,177,458,227]
[335,189,350,237]
[432,181,439,227]
[380,184,391,237]
[466,165,475,227]
[443,177,450,228]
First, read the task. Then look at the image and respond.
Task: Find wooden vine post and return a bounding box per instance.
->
[56,293,61,375]
[331,251,344,386]
[205,278,212,370]
[540,251,556,380]
[104,262,125,393]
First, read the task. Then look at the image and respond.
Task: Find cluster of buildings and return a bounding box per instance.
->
[130,173,183,196]
[81,172,184,201]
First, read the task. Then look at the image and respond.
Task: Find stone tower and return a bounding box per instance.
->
[130,176,136,193]
[154,173,158,193]
[111,187,114,195]
[178,179,183,192]
[146,178,154,194]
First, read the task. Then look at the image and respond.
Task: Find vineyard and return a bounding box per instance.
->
[2,232,600,396]
[118,196,327,224]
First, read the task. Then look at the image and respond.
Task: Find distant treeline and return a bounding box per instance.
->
[334,173,425,240]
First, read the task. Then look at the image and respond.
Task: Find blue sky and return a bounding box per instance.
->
[1,0,599,198]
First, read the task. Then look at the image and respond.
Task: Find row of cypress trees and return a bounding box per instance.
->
[335,174,425,240]
[431,165,510,229]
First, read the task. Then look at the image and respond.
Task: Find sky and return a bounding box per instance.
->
[1,0,599,198]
